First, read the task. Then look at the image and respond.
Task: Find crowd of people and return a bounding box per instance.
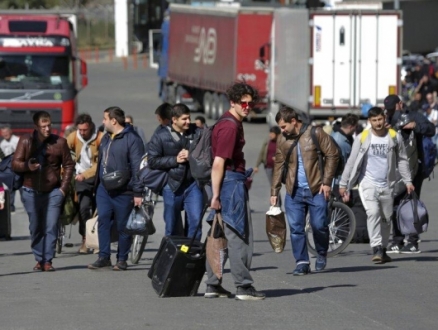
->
[0,81,435,300]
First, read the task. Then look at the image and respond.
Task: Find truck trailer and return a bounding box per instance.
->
[0,14,87,135]
[266,8,402,124]
[158,4,273,121]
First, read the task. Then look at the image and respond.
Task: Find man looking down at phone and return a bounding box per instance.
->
[12,111,75,271]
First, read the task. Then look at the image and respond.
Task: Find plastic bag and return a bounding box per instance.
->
[266,206,287,253]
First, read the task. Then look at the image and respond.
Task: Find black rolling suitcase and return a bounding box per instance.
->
[0,190,12,240]
[148,236,205,297]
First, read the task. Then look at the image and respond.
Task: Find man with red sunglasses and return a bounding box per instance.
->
[205,82,265,301]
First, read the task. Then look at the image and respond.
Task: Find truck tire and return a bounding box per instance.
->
[211,93,220,120]
[203,92,213,119]
[218,94,229,118]
[175,85,185,104]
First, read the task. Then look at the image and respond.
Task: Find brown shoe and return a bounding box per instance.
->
[33,262,43,271]
[43,262,55,272]
[78,238,89,254]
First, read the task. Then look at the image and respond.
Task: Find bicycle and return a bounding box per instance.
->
[130,187,156,264]
[305,193,356,257]
[55,223,66,255]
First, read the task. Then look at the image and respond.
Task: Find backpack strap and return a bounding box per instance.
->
[310,126,325,183]
[360,128,397,144]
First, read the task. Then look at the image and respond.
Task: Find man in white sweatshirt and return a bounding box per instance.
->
[1,124,20,212]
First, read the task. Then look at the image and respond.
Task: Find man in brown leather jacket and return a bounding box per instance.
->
[271,106,339,275]
[12,111,75,272]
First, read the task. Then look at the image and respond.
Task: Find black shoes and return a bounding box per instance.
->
[372,246,392,264]
[113,260,128,271]
[88,257,112,269]
[204,285,232,298]
[235,286,265,301]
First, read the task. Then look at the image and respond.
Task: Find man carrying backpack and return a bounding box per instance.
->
[384,94,435,254]
[147,103,203,240]
[271,106,339,276]
[339,107,414,264]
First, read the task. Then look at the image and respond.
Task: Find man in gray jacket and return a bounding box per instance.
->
[339,107,414,264]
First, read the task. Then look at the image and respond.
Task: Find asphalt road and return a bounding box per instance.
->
[1,62,438,330]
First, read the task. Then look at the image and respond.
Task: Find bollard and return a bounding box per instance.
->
[142,53,148,69]
[109,49,113,62]
[95,47,99,63]
[132,47,138,70]
[123,56,128,71]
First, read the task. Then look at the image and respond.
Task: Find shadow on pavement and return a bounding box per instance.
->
[264,284,357,298]
[252,266,279,271]
[0,251,33,257]
[391,256,438,262]
[0,271,38,277]
[322,265,397,273]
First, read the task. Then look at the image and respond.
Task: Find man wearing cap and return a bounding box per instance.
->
[384,94,435,254]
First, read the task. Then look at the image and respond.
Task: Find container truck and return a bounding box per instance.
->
[0,14,87,135]
[266,8,402,124]
[158,4,273,120]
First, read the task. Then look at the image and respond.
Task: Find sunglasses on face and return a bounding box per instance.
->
[239,101,256,109]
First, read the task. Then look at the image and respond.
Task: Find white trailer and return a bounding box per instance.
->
[267,8,402,124]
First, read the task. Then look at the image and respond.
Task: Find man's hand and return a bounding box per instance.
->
[270,196,277,206]
[406,183,415,194]
[75,174,85,182]
[253,167,259,174]
[210,196,221,210]
[28,160,40,172]
[134,197,142,206]
[319,184,331,200]
[403,122,416,130]
[176,149,189,163]
[339,187,350,203]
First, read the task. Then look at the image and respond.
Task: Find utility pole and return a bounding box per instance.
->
[394,0,400,9]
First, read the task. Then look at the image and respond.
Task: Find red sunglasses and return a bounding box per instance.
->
[239,101,256,108]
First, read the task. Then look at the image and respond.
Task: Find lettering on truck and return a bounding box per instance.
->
[185,25,217,65]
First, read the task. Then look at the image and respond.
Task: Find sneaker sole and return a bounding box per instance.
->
[372,257,383,264]
[204,293,231,298]
[400,250,421,254]
[386,250,400,254]
[235,295,265,301]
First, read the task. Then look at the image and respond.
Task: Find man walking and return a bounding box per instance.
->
[339,107,414,264]
[271,106,339,275]
[384,94,435,253]
[67,114,103,254]
[125,115,147,148]
[205,82,265,301]
[147,103,203,239]
[12,111,75,271]
[331,114,359,164]
[88,106,144,271]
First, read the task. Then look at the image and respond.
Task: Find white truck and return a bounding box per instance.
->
[266,8,402,125]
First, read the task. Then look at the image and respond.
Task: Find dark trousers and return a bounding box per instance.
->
[391,171,424,245]
[96,184,133,261]
[77,189,94,238]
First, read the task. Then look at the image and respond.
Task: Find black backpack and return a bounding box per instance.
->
[310,126,344,180]
[188,117,237,184]
[0,153,24,191]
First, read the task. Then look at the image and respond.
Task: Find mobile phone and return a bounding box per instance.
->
[29,158,38,164]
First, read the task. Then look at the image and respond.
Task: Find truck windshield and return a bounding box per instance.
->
[0,55,72,89]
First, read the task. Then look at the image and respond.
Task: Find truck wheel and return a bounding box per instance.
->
[211,93,220,120]
[218,94,229,118]
[165,85,176,104]
[203,92,213,119]
[175,85,186,104]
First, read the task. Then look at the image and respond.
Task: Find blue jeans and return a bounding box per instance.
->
[285,187,329,265]
[162,181,203,240]
[96,184,133,261]
[22,187,65,263]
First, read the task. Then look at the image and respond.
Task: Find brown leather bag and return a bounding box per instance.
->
[206,212,228,280]
[266,206,287,253]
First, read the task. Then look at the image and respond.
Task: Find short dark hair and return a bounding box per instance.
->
[171,103,190,119]
[195,116,206,124]
[0,123,11,130]
[226,82,259,103]
[125,115,134,123]
[275,106,300,123]
[367,107,385,118]
[75,113,93,127]
[341,113,359,128]
[155,102,172,120]
[104,106,125,126]
[270,126,281,135]
[33,111,51,125]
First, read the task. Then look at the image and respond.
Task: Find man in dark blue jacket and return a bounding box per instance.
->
[88,106,144,271]
[147,103,203,240]
[384,95,435,254]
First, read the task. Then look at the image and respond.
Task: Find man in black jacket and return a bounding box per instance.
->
[88,106,144,271]
[147,103,203,240]
[384,95,435,254]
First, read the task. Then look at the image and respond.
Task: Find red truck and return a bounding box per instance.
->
[158,5,273,120]
[0,14,87,135]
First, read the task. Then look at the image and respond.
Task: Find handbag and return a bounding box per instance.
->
[137,165,168,195]
[85,211,119,250]
[125,205,156,236]
[265,206,287,253]
[101,169,131,191]
[396,192,429,235]
[206,212,228,280]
